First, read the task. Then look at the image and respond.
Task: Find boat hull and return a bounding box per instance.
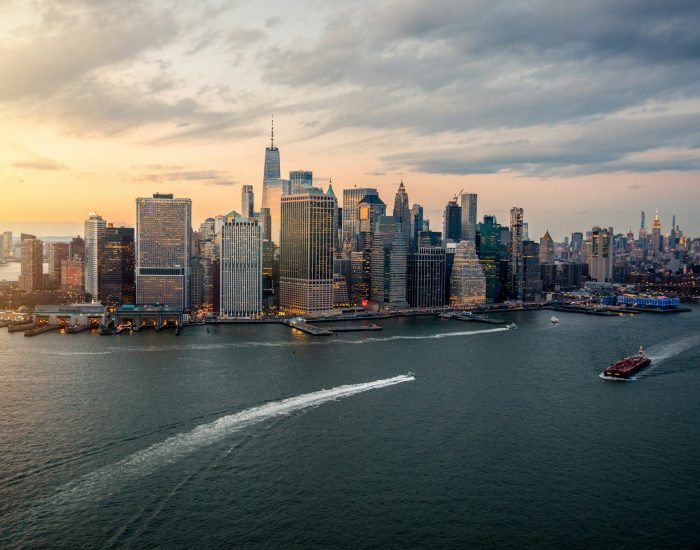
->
[603,357,651,379]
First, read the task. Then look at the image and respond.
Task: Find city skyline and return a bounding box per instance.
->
[2,1,700,238]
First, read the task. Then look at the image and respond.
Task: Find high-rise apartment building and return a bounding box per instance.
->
[449,240,486,306]
[47,242,70,288]
[460,193,478,241]
[61,258,84,290]
[136,193,192,310]
[99,226,135,307]
[241,185,254,219]
[508,207,525,301]
[220,214,263,318]
[279,193,336,316]
[19,238,43,291]
[407,246,446,307]
[342,187,378,244]
[84,212,106,300]
[370,216,408,308]
[523,240,542,301]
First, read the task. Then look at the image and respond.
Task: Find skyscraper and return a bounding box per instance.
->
[2,231,12,258]
[136,193,192,310]
[651,210,662,253]
[47,242,69,288]
[410,204,424,251]
[460,193,478,241]
[99,226,135,307]
[449,240,486,306]
[261,119,288,244]
[220,214,263,318]
[407,246,446,307]
[70,236,85,262]
[392,180,411,249]
[522,240,542,301]
[84,212,106,300]
[19,237,43,291]
[241,185,254,219]
[342,187,378,245]
[476,215,501,303]
[279,192,336,316]
[370,216,408,308]
[443,198,461,242]
[289,170,313,194]
[508,207,525,301]
[357,194,387,250]
[589,226,614,283]
[539,230,555,264]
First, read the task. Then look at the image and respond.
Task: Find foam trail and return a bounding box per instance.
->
[338,327,508,344]
[46,374,414,508]
[645,333,700,364]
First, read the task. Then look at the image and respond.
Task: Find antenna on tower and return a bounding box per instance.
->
[271,114,275,148]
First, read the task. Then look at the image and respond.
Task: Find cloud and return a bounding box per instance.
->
[132,169,238,187]
[12,158,68,171]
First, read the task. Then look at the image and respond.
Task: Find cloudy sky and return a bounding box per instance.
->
[1,0,699,239]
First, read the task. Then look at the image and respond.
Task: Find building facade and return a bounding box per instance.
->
[47,242,70,288]
[84,212,106,300]
[407,246,446,307]
[342,187,378,245]
[279,193,336,316]
[370,216,408,308]
[508,207,525,301]
[19,238,43,291]
[135,194,192,310]
[220,215,263,318]
[460,193,478,241]
[99,226,135,307]
[449,240,486,306]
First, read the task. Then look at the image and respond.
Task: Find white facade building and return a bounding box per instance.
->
[220,215,263,318]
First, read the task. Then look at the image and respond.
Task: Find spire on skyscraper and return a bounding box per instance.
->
[271,115,275,148]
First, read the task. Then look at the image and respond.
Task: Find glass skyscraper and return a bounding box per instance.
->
[84,212,106,300]
[99,226,135,307]
[476,215,501,303]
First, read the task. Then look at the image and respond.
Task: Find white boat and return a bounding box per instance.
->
[550,316,560,324]
[506,322,518,330]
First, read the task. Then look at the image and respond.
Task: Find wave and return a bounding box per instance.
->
[335,327,508,344]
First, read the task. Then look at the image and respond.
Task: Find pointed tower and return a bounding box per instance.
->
[393,180,411,247]
[539,230,554,264]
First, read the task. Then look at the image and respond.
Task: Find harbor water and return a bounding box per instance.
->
[1,307,699,548]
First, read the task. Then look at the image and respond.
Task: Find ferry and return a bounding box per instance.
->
[603,347,651,379]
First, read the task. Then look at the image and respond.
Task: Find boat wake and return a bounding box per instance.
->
[38,375,414,510]
[337,327,508,343]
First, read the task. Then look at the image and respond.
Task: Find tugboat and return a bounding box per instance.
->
[603,347,651,379]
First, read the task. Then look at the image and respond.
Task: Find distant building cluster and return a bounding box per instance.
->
[2,123,699,316]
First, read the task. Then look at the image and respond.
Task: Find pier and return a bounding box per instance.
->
[438,312,506,325]
[319,324,383,333]
[282,320,333,336]
[24,325,59,337]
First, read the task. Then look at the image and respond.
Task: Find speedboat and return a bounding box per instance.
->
[550,316,560,324]
[506,322,518,330]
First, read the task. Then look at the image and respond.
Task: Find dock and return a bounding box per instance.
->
[282,320,333,335]
[66,325,91,334]
[8,323,36,333]
[24,325,59,337]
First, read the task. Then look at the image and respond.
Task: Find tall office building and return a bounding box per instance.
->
[84,212,106,300]
[220,214,263,318]
[357,194,386,250]
[350,251,371,304]
[99,226,135,307]
[136,193,192,310]
[539,230,555,264]
[279,193,336,316]
[476,215,501,303]
[460,193,478,241]
[589,226,614,283]
[342,187,378,244]
[443,198,461,242]
[407,246,446,307]
[241,185,254,219]
[70,236,85,262]
[370,216,408,308]
[392,180,411,249]
[47,242,70,288]
[289,170,313,194]
[651,210,662,253]
[449,240,486,306]
[508,207,525,301]
[263,117,280,182]
[2,231,12,257]
[523,240,542,301]
[19,238,43,291]
[410,204,424,250]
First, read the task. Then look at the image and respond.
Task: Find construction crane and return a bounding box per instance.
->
[452,189,463,203]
